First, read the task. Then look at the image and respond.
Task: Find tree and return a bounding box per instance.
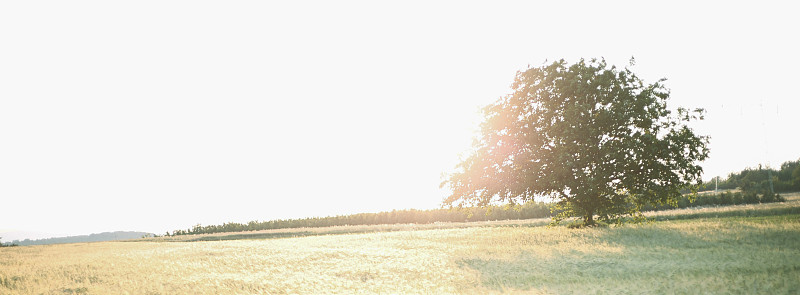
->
[442,58,709,226]
[793,164,800,185]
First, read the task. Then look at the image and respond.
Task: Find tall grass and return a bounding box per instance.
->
[2,197,799,294]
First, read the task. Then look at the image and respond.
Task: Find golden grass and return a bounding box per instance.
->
[2,194,799,294]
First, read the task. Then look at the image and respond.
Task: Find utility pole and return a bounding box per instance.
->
[760,100,775,194]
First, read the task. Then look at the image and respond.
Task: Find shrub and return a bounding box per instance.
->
[731,192,744,204]
[743,192,760,204]
[761,192,777,203]
[718,192,733,205]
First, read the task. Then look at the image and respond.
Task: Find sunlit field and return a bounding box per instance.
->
[2,194,799,294]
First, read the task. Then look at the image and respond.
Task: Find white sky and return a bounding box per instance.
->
[1,1,798,241]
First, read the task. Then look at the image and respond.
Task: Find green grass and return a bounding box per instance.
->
[466,219,799,293]
[2,193,799,294]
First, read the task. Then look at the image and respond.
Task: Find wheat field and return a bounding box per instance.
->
[2,196,799,294]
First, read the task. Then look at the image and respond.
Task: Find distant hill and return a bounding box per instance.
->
[9,231,153,246]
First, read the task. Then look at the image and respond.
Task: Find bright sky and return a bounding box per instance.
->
[1,1,798,241]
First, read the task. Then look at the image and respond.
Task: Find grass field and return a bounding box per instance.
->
[2,193,799,294]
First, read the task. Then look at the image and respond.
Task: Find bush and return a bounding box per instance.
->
[718,192,733,205]
[731,192,744,204]
[777,194,786,202]
[761,191,777,203]
[743,192,760,204]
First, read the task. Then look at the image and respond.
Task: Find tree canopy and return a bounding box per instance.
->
[442,58,709,226]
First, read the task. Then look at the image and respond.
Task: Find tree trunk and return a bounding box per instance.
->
[584,209,595,226]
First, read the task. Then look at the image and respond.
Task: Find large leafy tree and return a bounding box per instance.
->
[442,58,709,226]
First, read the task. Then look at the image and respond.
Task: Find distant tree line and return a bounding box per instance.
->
[168,202,553,236]
[0,237,18,247]
[168,189,786,236]
[2,231,151,246]
[699,159,800,194]
[641,190,784,211]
